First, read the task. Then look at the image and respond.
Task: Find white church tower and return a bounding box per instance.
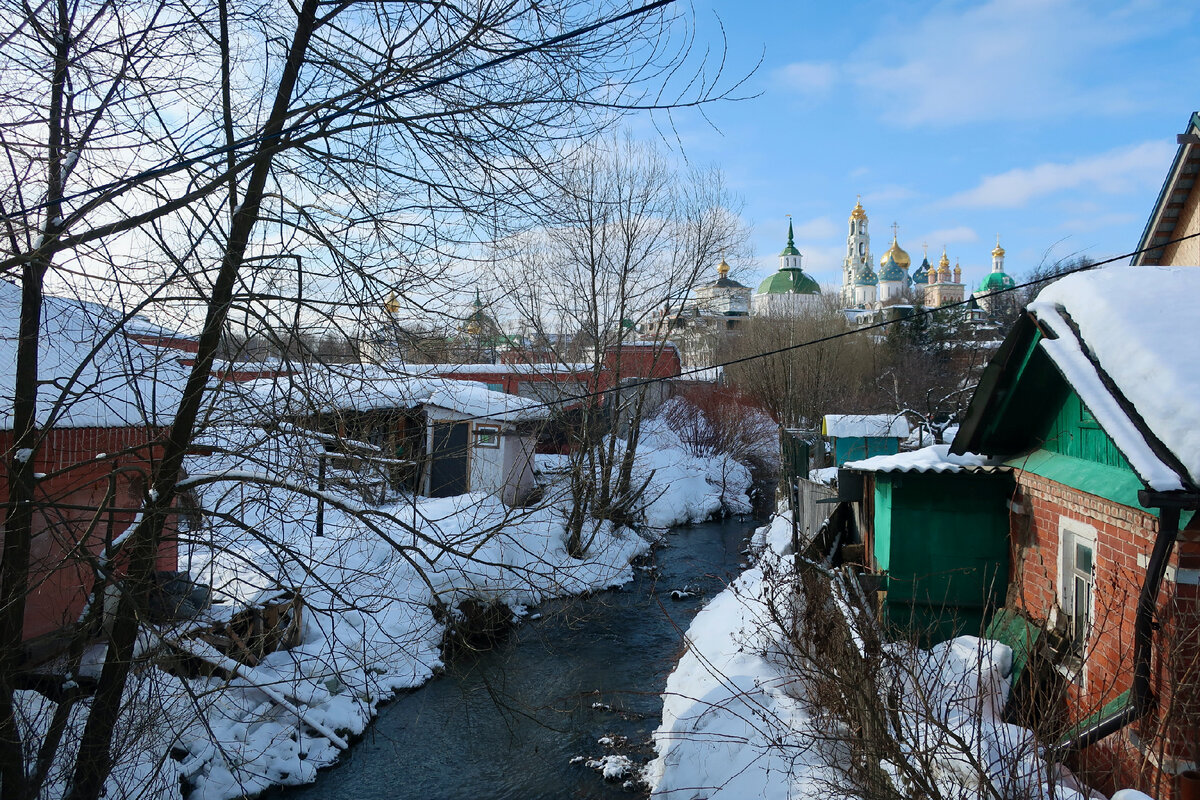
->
[842,197,877,306]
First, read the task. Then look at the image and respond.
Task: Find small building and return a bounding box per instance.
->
[822,414,910,466]
[841,446,1013,643]
[238,366,547,505]
[0,284,185,653]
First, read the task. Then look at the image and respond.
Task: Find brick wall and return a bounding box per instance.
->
[0,426,178,642]
[1009,469,1199,798]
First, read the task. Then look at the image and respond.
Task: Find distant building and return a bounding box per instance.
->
[643,258,751,367]
[752,220,823,316]
[973,238,1017,316]
[924,247,966,307]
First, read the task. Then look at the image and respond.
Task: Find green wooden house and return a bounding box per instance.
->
[843,446,1012,643]
[822,414,910,466]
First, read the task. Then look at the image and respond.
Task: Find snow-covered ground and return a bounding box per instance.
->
[17,403,754,800]
[645,513,1108,800]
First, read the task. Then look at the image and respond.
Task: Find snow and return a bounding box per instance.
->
[808,466,839,486]
[230,363,548,423]
[843,444,994,474]
[0,281,187,429]
[1029,265,1200,489]
[823,413,910,439]
[634,410,753,527]
[645,517,1111,800]
[18,399,756,800]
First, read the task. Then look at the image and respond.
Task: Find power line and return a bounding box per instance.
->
[1,0,677,227]
[435,229,1200,424]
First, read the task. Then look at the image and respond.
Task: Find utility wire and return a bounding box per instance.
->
[0,0,677,226]
[429,228,1200,424]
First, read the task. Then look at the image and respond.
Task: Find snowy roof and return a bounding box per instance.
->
[1027,265,1200,491]
[0,281,187,430]
[843,444,995,474]
[822,414,910,439]
[123,314,198,341]
[406,362,592,375]
[233,364,549,423]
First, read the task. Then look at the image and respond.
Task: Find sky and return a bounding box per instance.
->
[668,0,1200,293]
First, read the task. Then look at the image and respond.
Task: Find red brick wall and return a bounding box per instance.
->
[1008,469,1199,798]
[0,427,178,642]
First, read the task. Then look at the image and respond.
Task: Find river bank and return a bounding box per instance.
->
[275,517,762,800]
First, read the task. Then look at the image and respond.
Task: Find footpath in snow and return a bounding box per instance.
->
[645,512,1117,800]
[16,407,754,800]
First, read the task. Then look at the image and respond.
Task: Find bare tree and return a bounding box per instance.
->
[721,294,880,431]
[0,0,745,796]
[500,135,747,553]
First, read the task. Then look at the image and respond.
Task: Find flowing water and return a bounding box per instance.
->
[280,517,761,800]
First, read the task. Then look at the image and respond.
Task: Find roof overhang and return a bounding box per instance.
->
[1133,111,1200,265]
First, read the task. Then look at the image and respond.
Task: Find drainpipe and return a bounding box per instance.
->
[1059,489,1199,752]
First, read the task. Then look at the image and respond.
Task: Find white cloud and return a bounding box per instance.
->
[775,62,837,97]
[943,141,1173,208]
[778,0,1182,126]
[922,227,980,247]
[790,216,840,240]
[1059,211,1140,233]
[863,185,917,205]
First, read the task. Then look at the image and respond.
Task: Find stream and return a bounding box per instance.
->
[278,516,762,800]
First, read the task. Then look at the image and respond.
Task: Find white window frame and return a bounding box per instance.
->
[1057,518,1098,680]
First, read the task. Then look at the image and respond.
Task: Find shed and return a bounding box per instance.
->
[237,366,547,506]
[822,414,910,466]
[843,445,1012,643]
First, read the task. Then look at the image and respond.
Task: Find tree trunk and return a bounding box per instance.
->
[65,3,322,797]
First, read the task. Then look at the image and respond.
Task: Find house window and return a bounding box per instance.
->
[474,424,501,448]
[1059,519,1097,663]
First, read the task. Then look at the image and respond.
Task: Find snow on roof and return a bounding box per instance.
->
[0,281,186,430]
[406,362,592,375]
[123,314,197,340]
[844,444,993,474]
[234,364,549,423]
[1029,265,1200,490]
[823,414,910,439]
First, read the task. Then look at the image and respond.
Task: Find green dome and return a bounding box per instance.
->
[912,256,931,285]
[977,271,1016,292]
[852,265,878,287]
[878,254,908,283]
[757,268,820,295]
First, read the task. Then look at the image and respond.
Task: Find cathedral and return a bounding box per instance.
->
[836,198,1014,315]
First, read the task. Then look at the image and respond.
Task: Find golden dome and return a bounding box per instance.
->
[880,236,911,270]
[718,257,730,276]
[849,197,867,221]
[384,291,401,315]
[938,248,950,269]
[992,235,1006,258]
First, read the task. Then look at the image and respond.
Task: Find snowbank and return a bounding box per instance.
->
[646,518,1107,800]
[21,398,756,800]
[634,412,754,528]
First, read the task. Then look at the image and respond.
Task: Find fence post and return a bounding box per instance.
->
[316,452,326,538]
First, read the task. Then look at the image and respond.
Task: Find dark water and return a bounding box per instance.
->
[282,518,760,800]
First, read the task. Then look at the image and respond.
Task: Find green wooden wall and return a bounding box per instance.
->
[833,436,900,466]
[1038,392,1133,471]
[873,471,1013,643]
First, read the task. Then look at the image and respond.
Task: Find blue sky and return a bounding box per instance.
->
[671,0,1200,292]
